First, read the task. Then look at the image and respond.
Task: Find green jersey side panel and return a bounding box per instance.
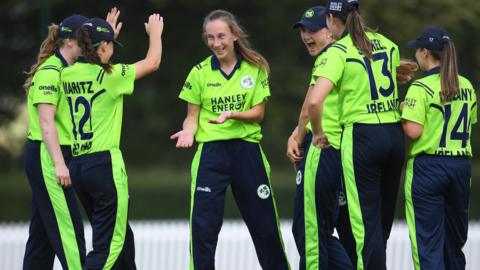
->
[27,54,72,145]
[402,73,477,157]
[316,32,401,125]
[61,62,136,156]
[179,56,270,143]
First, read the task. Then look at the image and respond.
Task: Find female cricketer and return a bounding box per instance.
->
[403,26,477,270]
[302,0,406,269]
[23,14,88,270]
[171,9,290,270]
[60,13,163,269]
[289,6,352,270]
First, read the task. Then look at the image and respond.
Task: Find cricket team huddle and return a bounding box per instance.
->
[22,0,476,269]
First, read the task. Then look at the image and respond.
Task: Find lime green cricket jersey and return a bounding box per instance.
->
[60,60,136,156]
[315,32,401,125]
[402,68,477,157]
[307,45,342,149]
[27,51,72,145]
[179,55,270,143]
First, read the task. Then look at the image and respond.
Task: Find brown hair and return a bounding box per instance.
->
[23,24,62,91]
[333,10,374,59]
[77,26,113,73]
[203,10,270,74]
[430,40,459,102]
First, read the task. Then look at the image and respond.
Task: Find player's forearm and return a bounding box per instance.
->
[144,34,162,71]
[183,115,198,135]
[40,118,66,167]
[230,103,265,123]
[297,103,310,140]
[308,99,324,135]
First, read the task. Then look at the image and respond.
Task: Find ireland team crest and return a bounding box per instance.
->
[296,170,302,185]
[305,9,314,18]
[240,75,255,90]
[257,184,271,199]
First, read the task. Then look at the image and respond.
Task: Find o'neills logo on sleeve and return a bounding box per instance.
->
[210,93,246,113]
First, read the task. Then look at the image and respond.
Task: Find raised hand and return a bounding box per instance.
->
[144,13,164,37]
[106,7,123,39]
[208,111,233,124]
[170,130,194,148]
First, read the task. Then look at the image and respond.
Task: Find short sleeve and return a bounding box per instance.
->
[314,46,345,86]
[179,67,202,105]
[401,83,428,125]
[31,69,61,106]
[251,68,271,106]
[102,64,136,98]
[310,53,328,86]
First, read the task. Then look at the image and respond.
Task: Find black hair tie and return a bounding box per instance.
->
[442,35,450,44]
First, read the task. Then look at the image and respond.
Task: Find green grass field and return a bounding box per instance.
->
[1,163,479,221]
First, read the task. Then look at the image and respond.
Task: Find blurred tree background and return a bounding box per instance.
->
[1,0,479,221]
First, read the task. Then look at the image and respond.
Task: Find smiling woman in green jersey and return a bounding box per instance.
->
[171,9,290,270]
[23,14,88,270]
[60,13,163,269]
[288,6,353,270]
[302,1,406,269]
[402,27,477,270]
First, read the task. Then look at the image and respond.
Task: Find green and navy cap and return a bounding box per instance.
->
[326,0,359,16]
[58,14,88,39]
[293,6,327,31]
[82,17,123,47]
[406,26,450,51]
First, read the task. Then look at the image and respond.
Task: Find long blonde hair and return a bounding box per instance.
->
[430,40,459,103]
[203,10,270,74]
[329,8,374,59]
[23,24,63,92]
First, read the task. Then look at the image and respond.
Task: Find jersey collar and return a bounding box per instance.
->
[340,30,349,39]
[76,56,87,63]
[425,66,440,76]
[319,43,333,55]
[211,53,243,80]
[54,50,69,67]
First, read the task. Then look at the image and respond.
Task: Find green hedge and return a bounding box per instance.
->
[1,163,479,221]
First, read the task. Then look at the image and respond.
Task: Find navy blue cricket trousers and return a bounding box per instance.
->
[69,149,136,270]
[190,139,290,270]
[23,140,85,270]
[342,123,405,270]
[405,155,471,270]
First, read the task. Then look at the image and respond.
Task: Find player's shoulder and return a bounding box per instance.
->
[409,76,437,98]
[190,56,212,72]
[328,39,348,54]
[37,55,63,73]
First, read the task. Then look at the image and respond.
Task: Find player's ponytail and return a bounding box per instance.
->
[77,26,113,73]
[23,24,62,92]
[203,10,270,74]
[345,10,373,59]
[430,39,459,103]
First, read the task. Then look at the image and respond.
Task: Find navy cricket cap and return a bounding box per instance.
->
[406,26,450,51]
[293,6,327,31]
[58,14,88,39]
[82,17,123,47]
[326,0,360,16]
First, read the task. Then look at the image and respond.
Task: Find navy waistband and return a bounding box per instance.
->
[72,150,111,161]
[415,153,471,161]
